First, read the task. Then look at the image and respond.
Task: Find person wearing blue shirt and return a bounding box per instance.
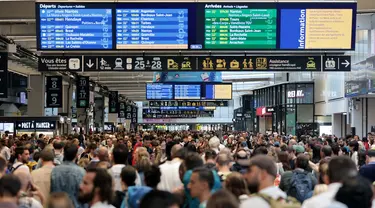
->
[359,149,375,183]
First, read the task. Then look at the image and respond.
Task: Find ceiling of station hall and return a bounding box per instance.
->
[0,0,369,101]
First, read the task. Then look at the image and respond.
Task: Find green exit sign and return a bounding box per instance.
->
[79,100,87,107]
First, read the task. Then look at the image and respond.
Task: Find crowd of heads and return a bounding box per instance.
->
[0,130,374,208]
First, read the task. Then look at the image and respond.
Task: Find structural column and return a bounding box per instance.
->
[332,113,342,137]
[94,96,104,130]
[59,83,73,134]
[27,74,45,116]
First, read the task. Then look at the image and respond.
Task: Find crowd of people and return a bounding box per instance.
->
[0,130,375,208]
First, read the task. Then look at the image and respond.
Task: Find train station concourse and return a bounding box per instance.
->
[0,0,374,208]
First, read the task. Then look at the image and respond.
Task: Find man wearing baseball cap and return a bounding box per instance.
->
[240,155,288,208]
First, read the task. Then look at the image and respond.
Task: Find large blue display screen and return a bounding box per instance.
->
[36,2,356,51]
[37,4,113,50]
[174,84,201,99]
[146,83,173,100]
[116,8,188,49]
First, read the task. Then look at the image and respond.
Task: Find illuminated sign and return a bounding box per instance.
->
[204,6,277,49]
[37,4,112,50]
[36,3,356,51]
[287,90,305,98]
[16,121,56,130]
[40,55,351,72]
[146,83,173,100]
[116,8,188,49]
[280,8,354,49]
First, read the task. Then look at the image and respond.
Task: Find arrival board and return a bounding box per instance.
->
[204,6,277,49]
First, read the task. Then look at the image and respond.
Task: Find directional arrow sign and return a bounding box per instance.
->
[341,59,350,68]
[86,59,94,68]
[83,57,98,71]
[322,56,351,72]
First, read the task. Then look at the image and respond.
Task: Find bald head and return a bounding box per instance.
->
[98,147,109,162]
[171,144,182,159]
[289,139,297,147]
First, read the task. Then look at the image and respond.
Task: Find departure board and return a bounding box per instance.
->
[174,84,201,100]
[146,84,173,100]
[204,7,277,49]
[116,9,188,49]
[38,4,112,50]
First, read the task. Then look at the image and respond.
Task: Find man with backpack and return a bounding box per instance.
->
[280,154,317,203]
[10,146,30,175]
[240,155,300,208]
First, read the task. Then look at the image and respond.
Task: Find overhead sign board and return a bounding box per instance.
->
[0,53,8,98]
[125,104,132,120]
[39,55,351,72]
[36,2,356,51]
[84,56,166,71]
[131,106,138,123]
[16,121,56,130]
[46,76,63,107]
[108,91,118,113]
[197,56,322,71]
[118,102,126,118]
[149,100,228,107]
[280,8,354,50]
[38,56,82,71]
[146,83,232,100]
[76,76,90,108]
[204,6,277,50]
[322,56,351,71]
[36,4,112,50]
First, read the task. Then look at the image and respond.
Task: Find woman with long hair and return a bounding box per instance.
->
[134,147,152,186]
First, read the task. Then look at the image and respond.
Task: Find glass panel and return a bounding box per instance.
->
[297,105,314,123]
[296,84,314,104]
[286,107,296,135]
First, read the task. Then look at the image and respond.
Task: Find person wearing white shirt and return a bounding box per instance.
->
[109,144,141,191]
[302,156,358,208]
[11,146,30,175]
[240,155,287,208]
[0,140,10,161]
[78,168,115,208]
[157,144,183,192]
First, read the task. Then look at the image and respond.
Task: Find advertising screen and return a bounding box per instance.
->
[36,3,113,50]
[204,5,277,49]
[280,4,355,50]
[146,83,173,100]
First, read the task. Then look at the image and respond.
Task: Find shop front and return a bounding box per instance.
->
[253,82,315,136]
